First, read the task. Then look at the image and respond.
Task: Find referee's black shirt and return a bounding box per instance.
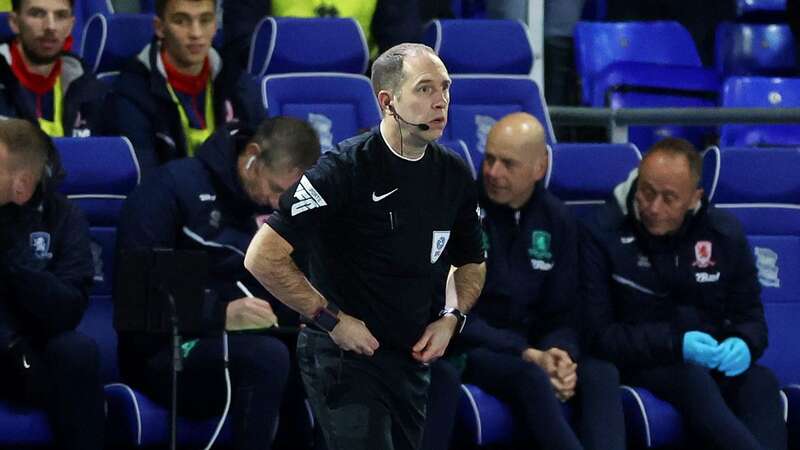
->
[267,129,485,352]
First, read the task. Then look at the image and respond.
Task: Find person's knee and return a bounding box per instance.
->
[229,335,290,383]
[739,365,780,391]
[430,360,461,395]
[578,358,620,391]
[45,331,100,377]
[517,363,555,398]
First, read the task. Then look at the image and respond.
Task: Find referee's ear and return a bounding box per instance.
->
[377,91,393,115]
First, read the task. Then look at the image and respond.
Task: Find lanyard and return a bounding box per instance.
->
[37,76,64,138]
[166,81,215,157]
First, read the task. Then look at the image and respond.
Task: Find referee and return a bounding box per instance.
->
[245,43,486,450]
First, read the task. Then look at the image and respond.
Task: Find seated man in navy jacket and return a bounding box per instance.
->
[117,116,320,450]
[0,0,107,137]
[0,118,103,450]
[453,112,625,450]
[108,0,260,175]
[582,137,786,450]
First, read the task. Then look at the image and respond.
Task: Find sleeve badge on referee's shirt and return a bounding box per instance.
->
[431,230,451,263]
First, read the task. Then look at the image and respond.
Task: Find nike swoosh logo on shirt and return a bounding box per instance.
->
[372,188,399,202]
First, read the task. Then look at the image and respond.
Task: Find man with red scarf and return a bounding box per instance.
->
[0,0,107,138]
[108,0,261,176]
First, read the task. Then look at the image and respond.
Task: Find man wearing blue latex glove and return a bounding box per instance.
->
[582,138,786,450]
[683,331,723,369]
[717,337,751,377]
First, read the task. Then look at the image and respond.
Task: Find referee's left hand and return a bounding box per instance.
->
[411,314,458,364]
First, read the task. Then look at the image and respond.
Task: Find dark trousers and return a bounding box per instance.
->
[131,333,290,450]
[626,363,787,450]
[0,331,104,450]
[297,328,431,450]
[421,359,462,450]
[464,348,626,450]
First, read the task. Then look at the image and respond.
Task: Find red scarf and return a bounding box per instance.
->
[162,50,210,96]
[10,41,62,96]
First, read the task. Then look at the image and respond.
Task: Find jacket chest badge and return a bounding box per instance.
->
[30,232,53,260]
[209,209,222,228]
[637,254,652,268]
[529,230,553,271]
[692,240,715,268]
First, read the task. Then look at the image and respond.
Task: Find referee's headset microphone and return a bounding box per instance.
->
[388,104,430,131]
[387,103,429,157]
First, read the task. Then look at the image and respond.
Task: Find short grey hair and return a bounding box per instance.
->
[370,43,438,96]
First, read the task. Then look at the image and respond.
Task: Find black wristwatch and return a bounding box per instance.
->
[312,302,341,333]
[439,307,467,335]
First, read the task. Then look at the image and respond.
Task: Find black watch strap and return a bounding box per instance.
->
[312,302,340,333]
[439,307,467,335]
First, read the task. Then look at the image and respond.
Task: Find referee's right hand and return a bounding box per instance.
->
[329,312,380,356]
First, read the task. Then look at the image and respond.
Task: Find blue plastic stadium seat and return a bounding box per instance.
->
[72,0,112,52]
[438,139,477,179]
[80,13,154,75]
[247,17,369,78]
[546,142,642,220]
[57,136,140,388]
[444,75,555,169]
[574,21,718,107]
[620,385,687,448]
[573,21,719,150]
[715,23,797,77]
[736,0,786,20]
[0,13,13,42]
[262,73,381,151]
[707,147,800,385]
[710,146,797,445]
[422,19,534,74]
[720,76,800,147]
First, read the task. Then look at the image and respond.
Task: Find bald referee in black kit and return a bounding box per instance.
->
[245,43,486,450]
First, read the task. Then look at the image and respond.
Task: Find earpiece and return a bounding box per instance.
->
[245,155,256,171]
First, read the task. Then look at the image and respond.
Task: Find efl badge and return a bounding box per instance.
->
[431,230,451,263]
[692,240,715,268]
[29,232,53,260]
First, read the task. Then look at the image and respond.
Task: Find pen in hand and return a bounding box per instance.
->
[236,281,279,328]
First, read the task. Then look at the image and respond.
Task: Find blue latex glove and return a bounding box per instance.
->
[717,337,751,377]
[682,331,722,369]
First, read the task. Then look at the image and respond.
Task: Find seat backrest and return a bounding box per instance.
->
[720,76,800,147]
[422,19,534,74]
[262,73,381,151]
[71,0,113,51]
[574,21,702,105]
[438,139,477,179]
[708,146,800,384]
[715,22,796,77]
[247,16,369,78]
[0,13,13,42]
[57,136,140,383]
[736,0,786,20]
[546,143,642,219]
[81,13,153,74]
[444,75,555,169]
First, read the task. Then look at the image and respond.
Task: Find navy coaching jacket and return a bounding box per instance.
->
[117,125,294,361]
[0,44,108,137]
[458,180,580,360]
[108,41,262,175]
[581,171,768,371]
[0,145,94,351]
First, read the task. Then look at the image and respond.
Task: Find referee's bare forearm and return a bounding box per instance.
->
[453,262,485,313]
[244,224,327,318]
